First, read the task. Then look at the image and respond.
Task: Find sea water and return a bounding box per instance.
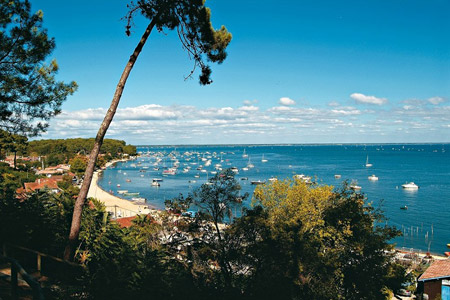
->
[97,144,450,254]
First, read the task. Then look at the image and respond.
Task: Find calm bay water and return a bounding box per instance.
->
[97,144,450,255]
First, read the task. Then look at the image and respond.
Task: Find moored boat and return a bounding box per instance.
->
[368,175,378,181]
[350,185,362,191]
[124,192,140,196]
[402,182,419,189]
[162,168,176,175]
[251,180,266,185]
[365,155,372,167]
[131,197,146,202]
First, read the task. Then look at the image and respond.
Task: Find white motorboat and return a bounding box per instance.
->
[268,177,278,182]
[402,182,419,189]
[334,174,341,179]
[350,185,362,191]
[117,190,128,194]
[368,175,379,181]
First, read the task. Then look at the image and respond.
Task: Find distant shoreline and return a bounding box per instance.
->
[134,142,450,147]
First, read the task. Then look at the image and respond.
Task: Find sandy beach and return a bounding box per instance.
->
[87,159,155,218]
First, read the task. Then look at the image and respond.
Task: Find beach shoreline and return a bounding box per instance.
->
[87,158,157,217]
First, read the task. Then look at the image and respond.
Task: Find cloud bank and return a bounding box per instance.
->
[43,96,450,144]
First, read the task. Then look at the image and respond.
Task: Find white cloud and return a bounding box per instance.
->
[279,97,296,106]
[331,109,361,116]
[116,105,182,120]
[243,99,258,106]
[328,101,340,107]
[428,96,445,105]
[42,99,450,144]
[350,93,388,105]
[239,105,259,112]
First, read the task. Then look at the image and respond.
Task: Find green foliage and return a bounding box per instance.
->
[0,170,408,299]
[0,162,37,196]
[0,190,74,255]
[164,169,249,296]
[126,0,232,85]
[28,138,136,157]
[0,130,28,168]
[0,0,77,136]
[69,155,88,175]
[57,174,80,197]
[243,179,406,299]
[190,169,248,225]
[0,130,28,154]
[26,138,137,166]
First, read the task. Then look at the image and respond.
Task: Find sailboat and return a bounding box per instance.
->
[242,149,248,158]
[247,156,254,168]
[365,155,372,167]
[261,154,268,163]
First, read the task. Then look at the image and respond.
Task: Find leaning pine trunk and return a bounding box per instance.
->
[64,20,156,261]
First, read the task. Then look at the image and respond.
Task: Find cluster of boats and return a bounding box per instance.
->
[112,151,420,211]
[111,149,277,197]
[133,149,271,185]
[335,156,420,192]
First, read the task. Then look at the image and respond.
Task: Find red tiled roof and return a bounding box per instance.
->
[419,259,450,281]
[24,178,59,192]
[114,216,137,228]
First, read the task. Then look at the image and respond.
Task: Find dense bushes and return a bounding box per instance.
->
[0,170,407,299]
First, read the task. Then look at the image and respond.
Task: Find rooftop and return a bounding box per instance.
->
[418,259,450,281]
[23,178,59,192]
[114,216,137,228]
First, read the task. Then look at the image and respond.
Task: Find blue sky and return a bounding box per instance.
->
[31,0,449,144]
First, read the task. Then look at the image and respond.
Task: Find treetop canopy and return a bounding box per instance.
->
[126,0,232,85]
[0,0,77,136]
